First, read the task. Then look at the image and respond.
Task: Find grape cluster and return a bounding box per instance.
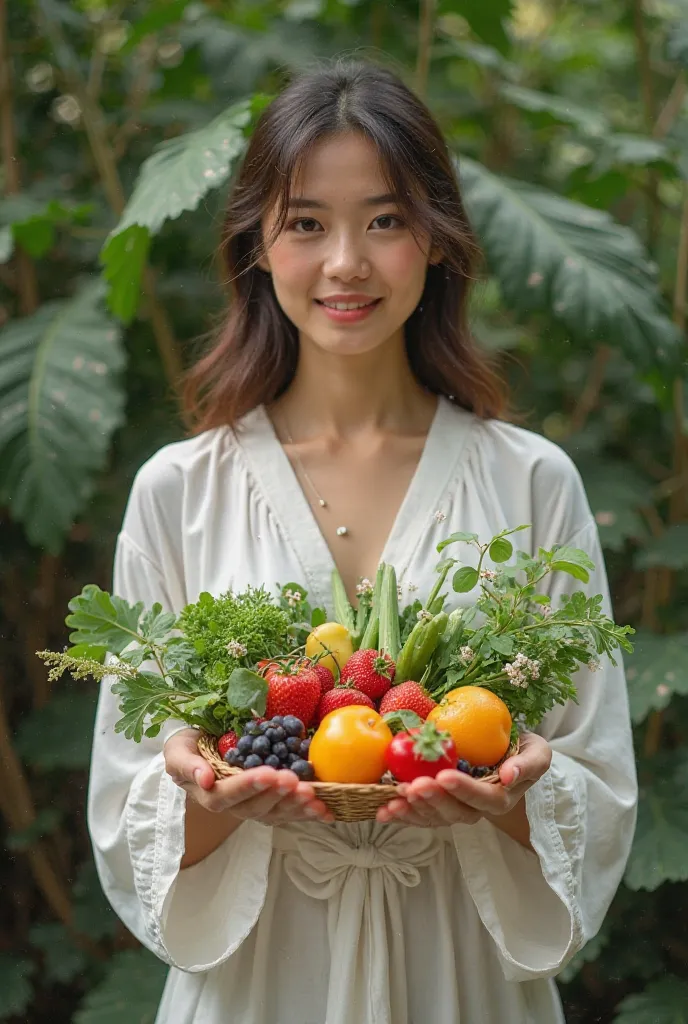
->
[224,715,314,780]
[458,759,490,779]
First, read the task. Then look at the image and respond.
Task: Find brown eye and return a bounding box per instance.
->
[290,218,322,233]
[371,214,404,230]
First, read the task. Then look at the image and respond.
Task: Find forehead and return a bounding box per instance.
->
[290,132,390,202]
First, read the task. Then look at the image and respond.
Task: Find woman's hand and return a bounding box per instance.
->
[375,731,552,830]
[164,728,334,826]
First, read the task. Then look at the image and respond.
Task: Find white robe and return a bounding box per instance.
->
[87,396,637,1024]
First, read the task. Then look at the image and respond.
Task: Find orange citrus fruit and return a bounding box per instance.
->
[309,705,392,784]
[427,686,512,767]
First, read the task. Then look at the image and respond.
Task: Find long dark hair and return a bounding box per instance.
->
[182,58,507,431]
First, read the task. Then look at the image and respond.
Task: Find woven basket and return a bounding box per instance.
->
[198,732,519,823]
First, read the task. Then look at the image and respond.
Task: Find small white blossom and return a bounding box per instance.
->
[356,578,374,596]
[398,585,404,600]
[407,582,418,592]
[433,510,447,523]
[284,588,302,607]
[505,652,541,688]
[480,569,498,582]
[587,658,601,673]
[226,640,248,658]
[459,645,474,664]
[417,609,433,622]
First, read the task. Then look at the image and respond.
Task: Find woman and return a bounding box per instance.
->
[87,59,637,1024]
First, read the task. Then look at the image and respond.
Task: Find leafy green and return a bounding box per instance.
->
[100,97,265,322]
[624,631,688,724]
[66,585,147,655]
[458,156,680,369]
[625,780,688,891]
[178,585,290,665]
[613,977,688,1023]
[73,949,167,1024]
[0,955,34,1020]
[0,280,125,552]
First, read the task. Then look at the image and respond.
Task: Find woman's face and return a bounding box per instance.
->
[259,131,437,358]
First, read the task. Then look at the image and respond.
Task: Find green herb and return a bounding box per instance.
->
[427,526,635,728]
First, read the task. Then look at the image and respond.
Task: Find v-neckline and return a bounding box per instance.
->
[234,396,475,611]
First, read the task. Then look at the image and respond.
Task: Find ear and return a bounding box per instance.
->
[429,245,443,266]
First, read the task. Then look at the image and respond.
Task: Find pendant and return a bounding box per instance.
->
[318,499,327,507]
[336,526,349,537]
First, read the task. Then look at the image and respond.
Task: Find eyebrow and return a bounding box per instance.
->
[287,192,399,210]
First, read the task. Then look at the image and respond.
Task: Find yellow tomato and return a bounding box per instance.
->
[309,705,392,784]
[428,686,512,767]
[305,621,353,679]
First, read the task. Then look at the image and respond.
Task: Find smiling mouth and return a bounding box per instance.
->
[315,298,382,311]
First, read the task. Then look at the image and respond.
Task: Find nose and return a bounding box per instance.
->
[322,229,371,281]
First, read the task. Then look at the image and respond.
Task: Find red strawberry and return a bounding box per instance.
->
[341,648,395,701]
[265,665,321,728]
[379,681,437,720]
[317,686,375,723]
[312,663,335,695]
[218,730,239,758]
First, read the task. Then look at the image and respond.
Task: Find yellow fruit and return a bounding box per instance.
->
[309,705,392,784]
[305,621,353,679]
[427,686,512,767]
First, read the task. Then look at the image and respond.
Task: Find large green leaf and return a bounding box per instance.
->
[624,779,688,891]
[634,524,688,570]
[458,157,680,369]
[100,96,266,322]
[29,923,87,984]
[14,691,98,770]
[499,83,608,136]
[0,280,125,552]
[575,459,648,552]
[0,196,92,263]
[0,955,34,1020]
[66,584,147,654]
[623,631,688,724]
[440,0,514,54]
[73,949,168,1024]
[591,133,677,178]
[613,977,688,1023]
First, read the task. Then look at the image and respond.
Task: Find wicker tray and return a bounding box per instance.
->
[198,732,519,823]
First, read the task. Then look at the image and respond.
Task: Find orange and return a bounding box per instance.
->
[309,705,393,784]
[427,686,512,767]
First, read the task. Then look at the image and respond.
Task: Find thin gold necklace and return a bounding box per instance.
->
[281,416,349,537]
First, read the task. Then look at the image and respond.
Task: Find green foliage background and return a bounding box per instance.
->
[2,0,688,1019]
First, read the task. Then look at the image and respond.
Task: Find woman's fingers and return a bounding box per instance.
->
[164,728,216,791]
[497,731,552,789]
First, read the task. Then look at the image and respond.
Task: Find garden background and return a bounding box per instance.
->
[2,0,688,1020]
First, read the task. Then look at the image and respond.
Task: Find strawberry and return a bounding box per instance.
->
[341,648,395,701]
[218,730,239,758]
[265,665,321,728]
[317,686,375,723]
[312,663,335,695]
[379,681,437,720]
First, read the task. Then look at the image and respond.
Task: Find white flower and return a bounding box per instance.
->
[505,652,540,687]
[433,510,447,523]
[459,645,474,664]
[356,578,374,596]
[398,585,404,600]
[587,658,601,673]
[417,609,433,622]
[226,640,248,658]
[407,582,418,593]
[284,588,302,607]
[480,569,498,582]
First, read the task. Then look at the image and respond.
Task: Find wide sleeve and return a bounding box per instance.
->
[86,466,273,971]
[452,514,638,982]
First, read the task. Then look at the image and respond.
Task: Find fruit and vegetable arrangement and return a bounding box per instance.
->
[37,525,634,820]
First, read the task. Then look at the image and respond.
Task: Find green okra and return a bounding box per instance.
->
[378,564,401,661]
[408,610,448,682]
[331,568,356,634]
[360,563,385,650]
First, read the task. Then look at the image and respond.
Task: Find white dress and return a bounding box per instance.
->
[87,396,637,1024]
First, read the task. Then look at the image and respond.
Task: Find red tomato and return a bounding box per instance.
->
[384,722,457,782]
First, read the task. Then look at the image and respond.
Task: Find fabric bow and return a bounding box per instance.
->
[273,822,448,1024]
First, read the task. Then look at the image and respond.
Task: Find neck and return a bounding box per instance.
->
[271,330,438,441]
